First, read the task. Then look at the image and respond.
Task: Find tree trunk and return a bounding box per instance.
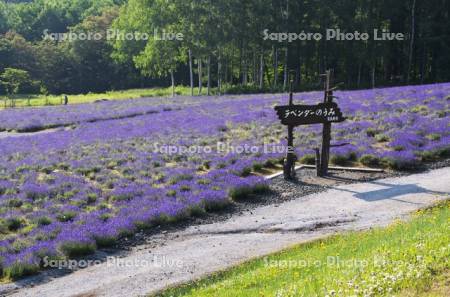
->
[207,55,211,96]
[242,53,247,85]
[198,58,203,95]
[224,58,228,85]
[170,70,175,97]
[189,49,194,96]
[217,53,222,95]
[357,63,362,88]
[273,46,278,88]
[420,40,426,84]
[295,45,301,88]
[371,65,376,89]
[283,47,288,90]
[259,52,264,89]
[407,0,416,83]
[252,53,257,84]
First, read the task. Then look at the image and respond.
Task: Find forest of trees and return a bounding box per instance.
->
[0,0,449,96]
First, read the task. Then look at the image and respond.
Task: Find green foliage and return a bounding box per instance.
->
[366,128,379,137]
[94,235,117,248]
[7,198,23,208]
[0,68,33,95]
[375,134,390,143]
[86,193,98,204]
[168,174,193,185]
[299,154,316,165]
[359,154,381,167]
[381,157,420,171]
[330,152,357,166]
[5,217,23,231]
[166,190,177,197]
[36,216,52,226]
[3,261,39,281]
[58,241,96,258]
[252,162,263,172]
[56,211,77,222]
[229,183,270,201]
[2,0,450,97]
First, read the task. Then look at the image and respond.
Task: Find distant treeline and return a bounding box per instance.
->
[0,0,449,95]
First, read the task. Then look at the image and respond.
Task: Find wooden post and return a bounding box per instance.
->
[315,147,321,177]
[283,81,296,180]
[320,70,332,176]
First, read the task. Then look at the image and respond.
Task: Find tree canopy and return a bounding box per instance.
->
[0,0,449,95]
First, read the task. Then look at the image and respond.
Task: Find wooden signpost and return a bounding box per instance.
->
[274,70,346,180]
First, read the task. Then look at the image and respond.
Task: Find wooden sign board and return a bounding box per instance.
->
[274,102,346,126]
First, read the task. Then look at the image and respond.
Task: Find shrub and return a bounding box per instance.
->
[239,167,252,177]
[264,158,277,167]
[252,162,263,171]
[99,213,112,222]
[381,157,420,171]
[7,199,23,208]
[253,183,270,194]
[86,193,98,204]
[426,133,441,141]
[6,217,23,231]
[36,216,52,226]
[330,155,349,166]
[56,211,77,222]
[420,147,450,161]
[179,185,191,192]
[168,174,193,185]
[188,204,207,217]
[58,241,96,258]
[202,160,211,170]
[94,236,117,248]
[366,128,379,137]
[150,213,172,226]
[299,154,316,165]
[359,154,380,167]
[166,189,177,197]
[3,261,39,280]
[204,199,231,212]
[437,110,447,118]
[196,179,211,185]
[229,183,270,200]
[375,134,390,142]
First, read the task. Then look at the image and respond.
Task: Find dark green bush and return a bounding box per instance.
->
[7,199,23,208]
[58,241,96,258]
[299,154,316,165]
[5,217,23,231]
[330,155,349,166]
[252,162,263,171]
[3,261,39,280]
[94,235,117,248]
[359,154,380,167]
[229,183,270,200]
[37,216,52,226]
[56,211,76,222]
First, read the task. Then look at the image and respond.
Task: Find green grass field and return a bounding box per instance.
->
[154,200,450,297]
[0,86,217,109]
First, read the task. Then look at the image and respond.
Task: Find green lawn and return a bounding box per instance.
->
[399,270,449,296]
[0,86,217,109]
[154,200,450,297]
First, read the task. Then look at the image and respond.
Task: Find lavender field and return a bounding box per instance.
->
[0,83,449,279]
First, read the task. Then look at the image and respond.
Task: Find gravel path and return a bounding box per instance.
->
[3,167,450,297]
